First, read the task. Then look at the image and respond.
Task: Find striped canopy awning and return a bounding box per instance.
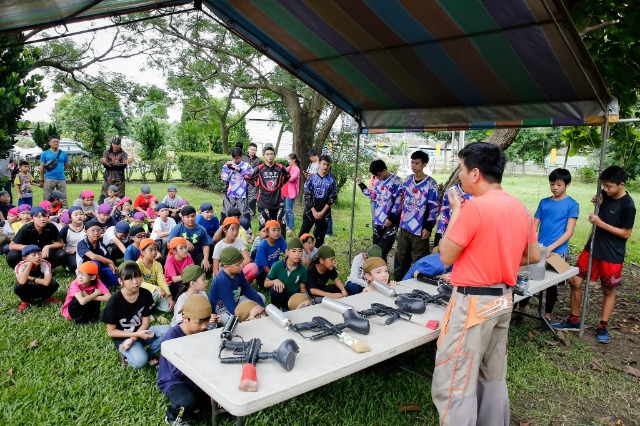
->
[202,0,616,132]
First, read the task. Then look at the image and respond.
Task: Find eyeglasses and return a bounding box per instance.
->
[87,228,102,233]
[135,233,148,238]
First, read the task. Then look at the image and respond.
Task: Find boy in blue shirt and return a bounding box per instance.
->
[515,168,579,323]
[255,220,287,289]
[169,206,212,271]
[158,294,212,425]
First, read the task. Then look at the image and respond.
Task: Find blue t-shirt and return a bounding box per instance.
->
[208,269,264,315]
[534,196,579,255]
[157,325,196,394]
[40,149,69,180]
[124,244,141,262]
[169,222,212,257]
[255,236,287,270]
[403,253,451,281]
[196,214,220,238]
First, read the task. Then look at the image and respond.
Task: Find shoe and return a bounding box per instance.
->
[17,302,30,312]
[596,327,611,344]
[551,319,580,331]
[44,296,62,304]
[165,416,191,425]
[511,314,524,325]
[119,352,128,367]
[148,357,159,368]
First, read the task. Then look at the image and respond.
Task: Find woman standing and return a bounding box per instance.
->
[283,153,300,235]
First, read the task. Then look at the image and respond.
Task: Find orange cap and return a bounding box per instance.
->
[264,220,281,230]
[222,217,240,227]
[299,233,314,242]
[139,238,157,252]
[78,261,99,275]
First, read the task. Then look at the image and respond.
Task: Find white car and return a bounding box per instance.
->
[14,146,43,160]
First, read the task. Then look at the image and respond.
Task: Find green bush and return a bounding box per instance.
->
[176,152,230,193]
[149,158,173,182]
[331,162,356,197]
[65,156,84,183]
[577,166,597,183]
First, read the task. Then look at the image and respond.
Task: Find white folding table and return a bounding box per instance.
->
[161,279,447,425]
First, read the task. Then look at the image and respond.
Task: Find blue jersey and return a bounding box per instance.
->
[360,173,403,226]
[304,172,337,213]
[535,196,579,255]
[392,175,439,235]
[255,236,287,270]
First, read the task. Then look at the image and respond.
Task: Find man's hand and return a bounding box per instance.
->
[329,292,344,299]
[41,245,50,259]
[447,187,462,212]
[201,258,211,271]
[588,213,604,227]
[107,261,116,273]
[421,229,430,240]
[272,280,285,293]
[355,177,362,184]
[384,219,392,228]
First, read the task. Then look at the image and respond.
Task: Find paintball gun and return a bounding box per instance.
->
[322,297,439,329]
[265,304,371,353]
[218,338,300,392]
[221,315,239,340]
[371,281,427,313]
[403,284,453,308]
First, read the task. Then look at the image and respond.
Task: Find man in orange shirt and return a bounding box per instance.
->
[433,142,541,426]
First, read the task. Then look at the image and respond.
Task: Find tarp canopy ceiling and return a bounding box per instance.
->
[1,0,616,132]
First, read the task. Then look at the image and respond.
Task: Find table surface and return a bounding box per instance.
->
[513,267,578,302]
[161,267,579,417]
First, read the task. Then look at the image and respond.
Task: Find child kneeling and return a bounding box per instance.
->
[61,261,111,324]
[159,294,213,425]
[102,262,171,368]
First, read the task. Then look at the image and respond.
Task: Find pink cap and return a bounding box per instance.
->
[8,207,18,216]
[80,190,94,198]
[98,204,112,214]
[117,197,131,207]
[149,197,158,203]
[177,200,189,207]
[39,200,52,211]
[59,211,70,224]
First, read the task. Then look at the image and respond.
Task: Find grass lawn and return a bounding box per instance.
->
[1,177,639,425]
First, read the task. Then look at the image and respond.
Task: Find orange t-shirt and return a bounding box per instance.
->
[446,190,537,287]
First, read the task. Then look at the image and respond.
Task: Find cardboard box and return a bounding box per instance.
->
[546,253,572,273]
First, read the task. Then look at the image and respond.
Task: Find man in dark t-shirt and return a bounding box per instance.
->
[247,144,290,232]
[554,166,636,344]
[7,206,67,269]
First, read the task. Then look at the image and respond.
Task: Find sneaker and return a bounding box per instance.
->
[165,416,191,425]
[596,327,611,344]
[551,319,580,331]
[43,296,62,304]
[17,302,30,312]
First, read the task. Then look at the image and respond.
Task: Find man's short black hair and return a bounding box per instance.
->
[319,154,332,164]
[308,149,318,157]
[458,142,506,184]
[231,147,243,158]
[48,135,60,142]
[249,142,257,148]
[411,150,429,164]
[600,165,627,185]
[234,141,244,149]
[369,160,387,176]
[19,160,29,166]
[549,168,572,184]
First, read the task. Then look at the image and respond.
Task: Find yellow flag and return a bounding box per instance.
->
[435,143,441,157]
[550,148,557,163]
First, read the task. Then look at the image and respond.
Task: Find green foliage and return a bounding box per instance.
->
[85,157,103,183]
[133,115,165,161]
[607,119,640,180]
[32,122,59,151]
[148,159,173,182]
[174,119,217,153]
[505,127,563,166]
[0,34,46,157]
[65,155,85,183]
[229,118,252,148]
[176,152,229,192]
[576,166,598,183]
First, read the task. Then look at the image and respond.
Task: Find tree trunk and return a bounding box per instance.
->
[439,128,521,202]
[563,141,570,168]
[274,121,286,157]
[221,127,229,154]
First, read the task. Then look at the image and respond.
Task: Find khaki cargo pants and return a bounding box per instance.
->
[431,287,513,426]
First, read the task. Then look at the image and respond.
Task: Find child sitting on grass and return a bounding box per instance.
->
[306,245,348,303]
[265,237,308,310]
[345,244,382,295]
[164,237,194,299]
[170,265,220,327]
[73,190,99,220]
[112,197,132,223]
[146,197,159,222]
[300,233,317,267]
[104,185,121,210]
[0,207,17,252]
[12,204,31,233]
[124,225,145,262]
[362,257,396,293]
[96,203,117,231]
[60,206,86,272]
[151,203,176,246]
[132,212,148,232]
[76,219,118,287]
[234,300,266,322]
[134,184,154,214]
[254,220,287,289]
[209,247,265,325]
[61,261,111,324]
[196,202,220,241]
[212,217,251,275]
[250,226,267,261]
[162,184,182,219]
[14,244,60,312]
[137,238,173,312]
[158,294,212,425]
[102,261,171,368]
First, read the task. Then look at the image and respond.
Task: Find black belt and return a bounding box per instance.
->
[456,286,505,296]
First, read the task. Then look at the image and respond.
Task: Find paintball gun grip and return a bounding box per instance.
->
[266,304,292,328]
[372,280,397,297]
[321,297,353,313]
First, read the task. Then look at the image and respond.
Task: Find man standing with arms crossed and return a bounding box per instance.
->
[434,142,540,426]
[242,142,262,222]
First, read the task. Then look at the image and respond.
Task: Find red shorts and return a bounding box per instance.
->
[576,250,623,287]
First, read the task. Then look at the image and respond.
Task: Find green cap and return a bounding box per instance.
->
[286,237,303,250]
[316,245,335,260]
[182,265,206,284]
[117,260,136,274]
[366,244,382,258]
[220,246,244,266]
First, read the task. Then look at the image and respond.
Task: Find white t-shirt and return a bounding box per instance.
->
[171,290,207,326]
[212,238,247,260]
[60,225,85,253]
[151,217,176,240]
[347,253,368,288]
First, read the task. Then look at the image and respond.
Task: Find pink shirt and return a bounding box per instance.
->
[61,278,109,320]
[283,165,300,199]
[164,254,195,285]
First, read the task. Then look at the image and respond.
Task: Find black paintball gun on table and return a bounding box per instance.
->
[265,304,371,353]
[218,337,299,392]
[370,281,427,313]
[403,284,453,308]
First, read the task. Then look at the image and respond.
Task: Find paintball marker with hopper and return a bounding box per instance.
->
[265,304,371,353]
[218,338,299,392]
[322,297,439,329]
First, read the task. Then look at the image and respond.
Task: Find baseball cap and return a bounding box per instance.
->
[97,204,112,215]
[107,185,118,192]
[117,197,131,207]
[180,294,212,319]
[140,185,151,194]
[115,221,130,234]
[30,206,48,217]
[167,185,177,191]
[133,212,146,220]
[22,244,42,256]
[222,217,239,227]
[49,190,63,199]
[80,190,94,198]
[156,203,167,211]
[78,261,99,275]
[200,202,213,212]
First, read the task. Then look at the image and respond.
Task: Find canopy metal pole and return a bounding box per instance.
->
[347,121,362,264]
[578,115,610,338]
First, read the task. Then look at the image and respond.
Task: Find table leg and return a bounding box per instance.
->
[211,398,246,426]
[536,290,558,338]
